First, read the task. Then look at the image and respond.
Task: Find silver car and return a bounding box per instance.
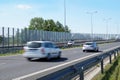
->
[82,42,99,52]
[23,41,61,61]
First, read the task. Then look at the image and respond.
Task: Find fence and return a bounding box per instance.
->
[0,27,119,53]
[14,46,120,80]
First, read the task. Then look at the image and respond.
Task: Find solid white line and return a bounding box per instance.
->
[13,45,120,80]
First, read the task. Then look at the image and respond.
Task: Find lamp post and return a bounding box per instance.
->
[64,0,66,27]
[104,18,111,40]
[87,11,97,41]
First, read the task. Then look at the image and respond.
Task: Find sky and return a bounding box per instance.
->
[0,0,120,34]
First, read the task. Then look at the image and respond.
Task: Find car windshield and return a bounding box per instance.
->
[27,42,41,48]
[68,41,71,43]
[85,43,93,45]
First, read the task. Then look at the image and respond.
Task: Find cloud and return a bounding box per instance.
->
[17,4,32,10]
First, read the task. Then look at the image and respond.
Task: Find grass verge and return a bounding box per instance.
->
[0,50,24,56]
[92,56,120,80]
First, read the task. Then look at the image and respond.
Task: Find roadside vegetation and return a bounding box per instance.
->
[0,50,23,56]
[92,56,120,80]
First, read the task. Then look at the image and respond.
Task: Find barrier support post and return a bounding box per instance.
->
[79,67,84,80]
[101,57,104,74]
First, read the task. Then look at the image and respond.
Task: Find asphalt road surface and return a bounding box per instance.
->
[0,42,120,80]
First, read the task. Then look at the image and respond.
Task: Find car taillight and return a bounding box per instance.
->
[41,48,45,54]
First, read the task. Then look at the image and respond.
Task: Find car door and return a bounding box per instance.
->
[45,43,55,57]
[50,43,58,57]
[44,43,52,55]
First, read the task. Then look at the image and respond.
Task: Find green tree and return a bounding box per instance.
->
[28,17,71,32]
[29,17,44,30]
[56,21,64,32]
[64,25,71,32]
[44,19,57,31]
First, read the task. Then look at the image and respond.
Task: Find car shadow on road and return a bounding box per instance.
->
[30,57,68,62]
[85,50,103,53]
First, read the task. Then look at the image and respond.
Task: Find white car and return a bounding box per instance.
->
[67,41,74,46]
[82,42,99,52]
[23,41,61,61]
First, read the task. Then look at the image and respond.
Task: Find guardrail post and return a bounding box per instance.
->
[118,49,120,56]
[101,57,104,74]
[114,51,116,59]
[116,50,119,56]
[109,53,112,64]
[79,67,84,80]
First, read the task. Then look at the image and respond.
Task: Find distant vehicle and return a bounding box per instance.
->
[115,36,120,41]
[82,42,99,52]
[67,41,74,46]
[23,41,61,61]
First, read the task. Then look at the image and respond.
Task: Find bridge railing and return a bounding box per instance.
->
[14,46,120,80]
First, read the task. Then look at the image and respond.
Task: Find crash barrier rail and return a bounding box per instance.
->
[0,40,117,54]
[15,46,120,80]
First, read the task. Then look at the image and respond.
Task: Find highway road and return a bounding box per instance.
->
[0,42,120,80]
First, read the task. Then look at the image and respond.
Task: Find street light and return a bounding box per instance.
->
[87,11,97,41]
[103,18,111,40]
[64,0,66,27]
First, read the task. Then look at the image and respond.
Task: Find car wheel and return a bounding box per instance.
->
[97,49,99,52]
[95,48,99,52]
[26,58,32,61]
[83,50,85,52]
[57,52,61,59]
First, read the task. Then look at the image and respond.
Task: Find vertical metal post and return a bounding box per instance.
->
[55,32,57,42]
[17,29,19,52]
[21,29,23,46]
[101,57,104,74]
[114,51,116,59]
[2,27,4,53]
[17,28,19,46]
[42,30,44,41]
[46,31,48,41]
[25,29,27,43]
[64,0,66,28]
[116,50,119,56]
[80,67,84,80]
[36,30,37,41]
[27,29,29,41]
[109,53,112,64]
[29,30,31,41]
[38,30,40,41]
[8,27,10,52]
[13,28,14,52]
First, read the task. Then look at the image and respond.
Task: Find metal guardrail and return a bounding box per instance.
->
[14,45,120,80]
